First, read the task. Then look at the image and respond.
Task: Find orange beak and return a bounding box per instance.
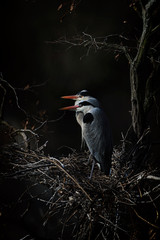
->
[61,95,80,100]
[59,105,80,111]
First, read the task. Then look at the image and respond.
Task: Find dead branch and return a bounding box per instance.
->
[0,83,6,119]
[133,208,159,229]
[0,77,27,116]
[1,137,160,239]
[146,175,160,181]
[47,32,132,62]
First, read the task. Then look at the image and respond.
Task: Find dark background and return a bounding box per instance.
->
[1,1,160,240]
[1,0,135,156]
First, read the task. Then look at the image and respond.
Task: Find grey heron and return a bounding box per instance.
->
[61,90,101,108]
[60,90,112,178]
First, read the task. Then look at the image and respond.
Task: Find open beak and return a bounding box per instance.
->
[61,95,81,100]
[59,105,80,111]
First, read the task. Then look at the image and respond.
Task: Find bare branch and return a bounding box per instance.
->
[15,80,48,91]
[0,77,27,116]
[133,208,159,229]
[12,129,39,137]
[146,175,160,181]
[47,32,132,62]
[0,83,6,119]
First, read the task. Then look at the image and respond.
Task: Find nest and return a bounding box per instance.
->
[1,126,160,240]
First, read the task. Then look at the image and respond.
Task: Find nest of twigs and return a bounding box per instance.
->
[0,125,160,240]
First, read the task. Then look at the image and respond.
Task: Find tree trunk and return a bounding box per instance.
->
[129,0,158,138]
[130,63,144,138]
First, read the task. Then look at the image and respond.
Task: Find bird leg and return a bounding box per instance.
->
[87,153,92,164]
[88,158,95,180]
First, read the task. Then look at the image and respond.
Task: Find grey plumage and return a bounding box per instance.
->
[76,100,112,175]
[60,90,113,177]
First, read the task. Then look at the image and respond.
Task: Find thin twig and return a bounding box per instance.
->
[0,78,27,116]
[47,157,93,201]
[0,83,6,119]
[133,209,160,229]
[99,215,127,233]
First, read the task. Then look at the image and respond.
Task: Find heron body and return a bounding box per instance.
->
[60,90,113,177]
[76,101,112,175]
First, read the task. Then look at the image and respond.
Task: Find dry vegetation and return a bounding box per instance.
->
[1,121,160,240]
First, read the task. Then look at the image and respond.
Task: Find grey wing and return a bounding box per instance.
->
[82,108,112,173]
[83,108,112,153]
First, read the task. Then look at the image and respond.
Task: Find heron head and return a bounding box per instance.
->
[59,100,94,112]
[61,90,91,101]
[61,90,100,108]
